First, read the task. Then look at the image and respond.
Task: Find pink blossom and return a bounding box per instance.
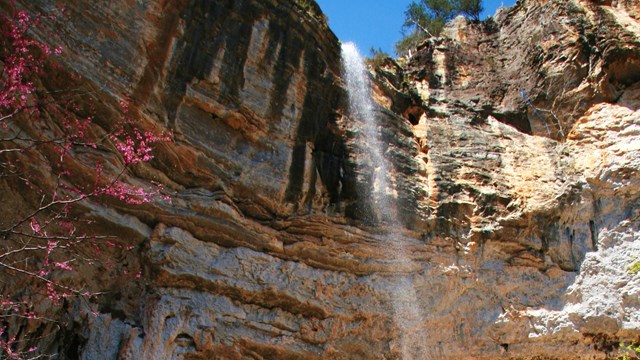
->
[54,261,73,271]
[30,217,41,235]
[46,282,60,303]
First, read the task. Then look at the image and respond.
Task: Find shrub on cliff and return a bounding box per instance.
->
[294,0,328,25]
[366,47,392,68]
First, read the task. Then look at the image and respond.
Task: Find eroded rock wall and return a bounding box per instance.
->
[2,0,639,359]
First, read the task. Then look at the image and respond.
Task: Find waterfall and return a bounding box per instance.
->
[341,42,428,359]
[341,42,394,221]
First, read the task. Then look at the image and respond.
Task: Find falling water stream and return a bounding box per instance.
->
[341,43,428,359]
[340,43,393,219]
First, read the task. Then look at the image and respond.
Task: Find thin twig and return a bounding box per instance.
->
[3,232,113,242]
[0,246,42,260]
[0,262,84,296]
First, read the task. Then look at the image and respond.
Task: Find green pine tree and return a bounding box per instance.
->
[396,0,483,55]
[455,0,483,21]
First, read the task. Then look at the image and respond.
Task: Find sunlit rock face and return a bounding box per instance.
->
[4,0,639,358]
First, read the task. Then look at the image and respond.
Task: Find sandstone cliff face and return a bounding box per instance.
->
[2,0,639,359]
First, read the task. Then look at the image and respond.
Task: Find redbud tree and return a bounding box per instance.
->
[0,5,170,358]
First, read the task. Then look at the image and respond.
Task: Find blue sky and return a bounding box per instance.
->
[315,0,517,55]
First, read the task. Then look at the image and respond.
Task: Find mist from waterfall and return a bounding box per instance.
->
[341,42,428,359]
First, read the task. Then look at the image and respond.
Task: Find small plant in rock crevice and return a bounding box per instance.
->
[618,341,640,360]
[629,259,640,274]
[293,0,328,25]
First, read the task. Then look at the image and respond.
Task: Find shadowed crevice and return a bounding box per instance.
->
[267,21,304,122]
[285,49,344,209]
[164,0,252,125]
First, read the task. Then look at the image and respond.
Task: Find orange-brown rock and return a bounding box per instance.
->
[1,0,639,359]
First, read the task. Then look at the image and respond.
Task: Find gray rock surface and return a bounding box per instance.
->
[1,0,638,358]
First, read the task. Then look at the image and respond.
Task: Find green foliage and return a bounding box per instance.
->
[396,0,483,55]
[395,29,428,56]
[366,47,391,68]
[456,0,484,21]
[295,0,312,11]
[618,341,640,360]
[424,0,456,19]
[293,0,327,25]
[629,259,640,274]
[403,1,449,37]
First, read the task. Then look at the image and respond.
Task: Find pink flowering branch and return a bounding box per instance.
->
[0,6,170,358]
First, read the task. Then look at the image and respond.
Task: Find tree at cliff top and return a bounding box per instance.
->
[396,0,483,55]
[0,6,169,358]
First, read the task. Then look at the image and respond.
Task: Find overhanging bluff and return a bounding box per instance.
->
[1,0,639,358]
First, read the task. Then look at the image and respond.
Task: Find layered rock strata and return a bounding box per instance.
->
[1,0,639,359]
